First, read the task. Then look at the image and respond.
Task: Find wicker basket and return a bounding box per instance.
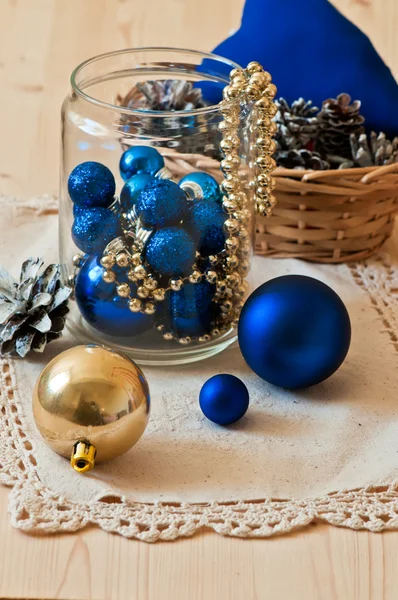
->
[157,149,398,264]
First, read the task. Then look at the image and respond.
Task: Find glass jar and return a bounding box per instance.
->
[60,48,264,366]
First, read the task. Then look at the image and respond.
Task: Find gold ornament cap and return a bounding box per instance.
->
[70,440,97,474]
[32,344,150,474]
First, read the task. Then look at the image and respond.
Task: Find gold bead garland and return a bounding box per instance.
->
[83,61,277,344]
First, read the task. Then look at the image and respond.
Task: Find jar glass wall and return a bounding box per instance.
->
[60,48,256,365]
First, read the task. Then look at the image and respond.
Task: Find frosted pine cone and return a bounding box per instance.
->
[0,258,71,357]
[274,97,319,151]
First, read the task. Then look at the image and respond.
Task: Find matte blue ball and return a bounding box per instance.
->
[167,281,216,337]
[68,161,115,208]
[119,146,165,181]
[120,174,154,212]
[145,227,196,278]
[72,208,122,254]
[188,200,226,256]
[199,374,250,425]
[136,179,189,228]
[179,172,222,204]
[75,254,154,337]
[238,275,351,389]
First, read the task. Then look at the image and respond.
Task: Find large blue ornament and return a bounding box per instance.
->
[75,255,154,337]
[120,173,154,213]
[119,146,165,181]
[68,162,115,208]
[212,0,398,136]
[179,172,222,204]
[167,281,216,337]
[72,208,122,254]
[238,275,351,389]
[136,179,189,229]
[188,200,226,256]
[145,227,196,278]
[199,374,250,426]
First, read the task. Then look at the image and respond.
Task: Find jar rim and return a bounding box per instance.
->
[70,47,242,116]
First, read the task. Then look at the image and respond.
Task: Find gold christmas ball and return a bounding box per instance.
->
[32,345,150,474]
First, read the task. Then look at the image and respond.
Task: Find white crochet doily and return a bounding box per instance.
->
[0,196,397,542]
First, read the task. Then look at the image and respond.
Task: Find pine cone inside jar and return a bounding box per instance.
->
[276,149,330,170]
[317,93,365,159]
[350,131,398,167]
[116,80,222,159]
[274,97,319,151]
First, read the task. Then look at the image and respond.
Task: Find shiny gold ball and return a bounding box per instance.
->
[117,283,130,298]
[100,254,115,269]
[32,345,150,473]
[102,270,116,284]
[116,252,130,268]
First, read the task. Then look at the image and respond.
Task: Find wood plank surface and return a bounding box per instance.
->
[0,1,397,598]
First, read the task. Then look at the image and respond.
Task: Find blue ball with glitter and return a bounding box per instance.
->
[72,208,122,254]
[120,173,154,213]
[167,281,216,337]
[119,146,165,181]
[199,374,250,426]
[136,179,189,229]
[179,172,222,204]
[188,200,226,256]
[238,275,351,389]
[145,227,196,278]
[75,255,154,337]
[68,161,116,208]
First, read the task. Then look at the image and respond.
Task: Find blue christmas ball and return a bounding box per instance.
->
[199,374,250,425]
[119,146,165,181]
[72,208,122,254]
[179,172,222,203]
[238,275,351,389]
[167,281,216,337]
[120,173,154,213]
[75,254,154,337]
[145,227,196,278]
[68,161,115,208]
[136,179,189,228]
[188,200,226,256]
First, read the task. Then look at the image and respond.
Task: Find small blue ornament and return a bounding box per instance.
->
[75,254,154,337]
[72,208,122,254]
[119,146,165,181]
[188,200,226,256]
[120,173,154,213]
[179,172,222,204]
[68,162,115,208]
[238,275,351,389]
[145,227,196,278]
[136,179,189,228]
[199,374,249,425]
[167,281,215,337]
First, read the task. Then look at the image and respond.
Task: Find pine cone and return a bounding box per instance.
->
[274,97,319,151]
[117,80,221,159]
[317,93,365,159]
[0,258,71,357]
[276,149,330,170]
[350,131,398,167]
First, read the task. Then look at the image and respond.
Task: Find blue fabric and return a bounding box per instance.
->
[213,0,398,135]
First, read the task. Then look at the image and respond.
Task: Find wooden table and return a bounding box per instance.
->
[1,1,397,598]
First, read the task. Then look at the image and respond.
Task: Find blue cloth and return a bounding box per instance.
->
[213,0,398,136]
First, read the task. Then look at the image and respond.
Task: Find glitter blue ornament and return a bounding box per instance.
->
[120,173,154,213]
[188,200,226,256]
[167,281,216,337]
[179,172,222,204]
[72,208,122,254]
[119,146,165,181]
[145,227,196,278]
[136,179,189,229]
[68,162,116,208]
[199,374,250,426]
[75,254,154,337]
[238,275,351,389]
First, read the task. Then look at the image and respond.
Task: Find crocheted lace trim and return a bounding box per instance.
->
[0,195,397,542]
